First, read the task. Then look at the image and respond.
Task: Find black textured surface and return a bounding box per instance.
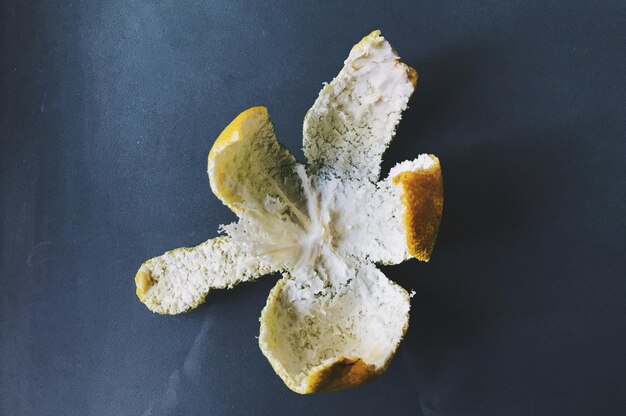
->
[2,1,625,415]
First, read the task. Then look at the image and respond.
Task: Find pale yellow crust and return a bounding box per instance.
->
[207,106,269,212]
[134,267,153,299]
[352,29,382,51]
[393,155,444,261]
[208,106,268,161]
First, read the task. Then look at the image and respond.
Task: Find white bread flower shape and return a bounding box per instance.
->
[135,30,443,393]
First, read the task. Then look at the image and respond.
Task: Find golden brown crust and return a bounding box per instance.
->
[305,357,378,393]
[393,156,444,261]
[406,65,418,88]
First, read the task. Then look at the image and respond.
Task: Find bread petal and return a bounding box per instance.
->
[208,106,304,217]
[303,30,417,183]
[389,155,444,262]
[135,236,274,314]
[258,263,410,393]
[356,154,443,264]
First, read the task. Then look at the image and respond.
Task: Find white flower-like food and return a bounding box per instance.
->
[135,30,443,393]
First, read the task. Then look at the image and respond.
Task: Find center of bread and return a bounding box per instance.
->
[219,164,346,282]
[288,166,342,279]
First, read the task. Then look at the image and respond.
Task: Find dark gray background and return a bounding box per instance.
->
[2,1,625,415]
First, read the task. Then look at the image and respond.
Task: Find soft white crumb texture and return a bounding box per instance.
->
[228,155,433,386]
[137,30,435,392]
[259,263,410,392]
[388,154,436,178]
[303,32,415,183]
[139,236,274,314]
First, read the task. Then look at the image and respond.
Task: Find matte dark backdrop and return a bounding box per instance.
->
[2,1,625,415]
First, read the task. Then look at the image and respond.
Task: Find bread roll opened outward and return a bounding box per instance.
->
[134,30,443,393]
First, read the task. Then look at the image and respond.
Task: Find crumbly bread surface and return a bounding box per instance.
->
[135,236,274,314]
[259,263,410,393]
[134,30,443,393]
[303,30,417,183]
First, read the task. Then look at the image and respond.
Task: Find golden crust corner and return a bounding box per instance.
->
[303,357,380,393]
[406,65,418,88]
[393,156,444,261]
